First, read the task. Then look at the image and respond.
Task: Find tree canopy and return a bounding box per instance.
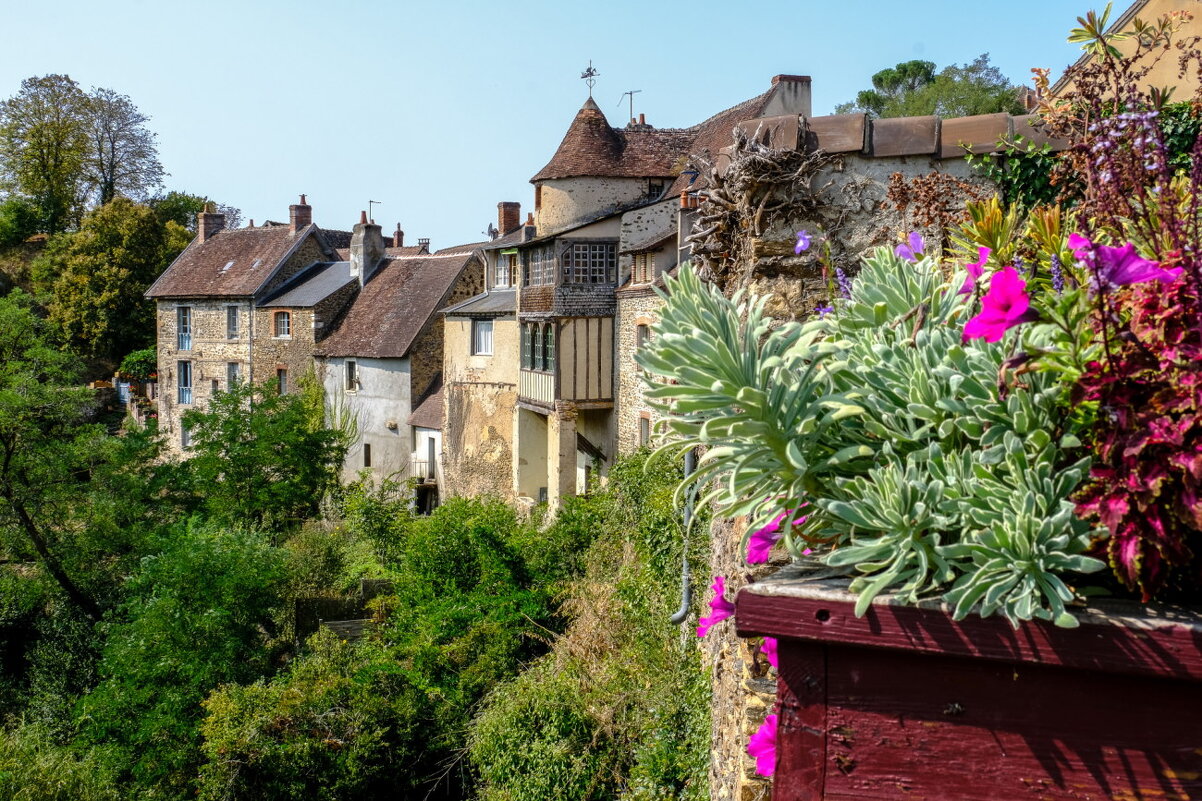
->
[835,54,1026,118]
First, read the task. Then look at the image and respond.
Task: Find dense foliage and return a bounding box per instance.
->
[834,54,1025,118]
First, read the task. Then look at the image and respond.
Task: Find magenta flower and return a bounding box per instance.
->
[747,508,808,564]
[962,266,1039,343]
[1068,233,1181,289]
[696,575,735,638]
[794,230,812,254]
[747,713,778,777]
[895,231,925,262]
[761,637,779,668]
[958,246,992,295]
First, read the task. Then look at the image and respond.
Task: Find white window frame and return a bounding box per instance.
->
[177,306,192,350]
[274,311,291,338]
[471,319,494,356]
[177,360,192,404]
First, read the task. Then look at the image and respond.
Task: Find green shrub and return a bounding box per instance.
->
[0,725,119,801]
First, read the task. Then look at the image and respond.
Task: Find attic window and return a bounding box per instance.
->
[220,260,234,273]
[250,259,262,270]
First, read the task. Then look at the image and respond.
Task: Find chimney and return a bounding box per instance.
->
[767,74,813,118]
[393,223,404,247]
[197,203,225,243]
[639,113,645,125]
[349,210,385,286]
[289,194,312,233]
[417,238,430,254]
[523,213,536,242]
[498,202,521,236]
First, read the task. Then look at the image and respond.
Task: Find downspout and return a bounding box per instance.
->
[668,448,698,625]
[247,297,255,389]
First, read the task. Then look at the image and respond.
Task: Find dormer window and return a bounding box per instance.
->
[562,242,616,284]
[274,311,291,338]
[496,251,516,288]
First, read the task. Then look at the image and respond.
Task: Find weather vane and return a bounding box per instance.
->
[580,60,599,97]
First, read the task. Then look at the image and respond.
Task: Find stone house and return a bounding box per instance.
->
[313,218,484,497]
[145,197,352,452]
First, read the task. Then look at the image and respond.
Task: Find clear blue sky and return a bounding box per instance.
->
[0,0,1088,249]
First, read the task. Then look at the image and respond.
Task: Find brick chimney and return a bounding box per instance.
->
[498,202,521,237]
[197,203,225,243]
[289,194,312,233]
[349,210,385,286]
[393,223,404,247]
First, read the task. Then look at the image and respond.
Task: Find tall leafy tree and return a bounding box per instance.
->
[836,54,1025,118]
[0,74,89,235]
[45,197,183,361]
[0,293,104,620]
[84,87,164,205]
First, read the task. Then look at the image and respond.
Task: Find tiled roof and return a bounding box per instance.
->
[531,97,694,182]
[259,261,355,308]
[146,223,323,298]
[315,251,478,359]
[480,226,528,250]
[435,241,488,255]
[442,288,516,316]
[334,244,427,261]
[664,89,774,197]
[408,380,444,430]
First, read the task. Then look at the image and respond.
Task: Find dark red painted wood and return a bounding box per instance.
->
[735,568,1202,800]
[736,568,1202,682]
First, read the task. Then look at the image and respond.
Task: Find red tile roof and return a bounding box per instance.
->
[146,223,323,298]
[315,251,478,359]
[408,381,444,429]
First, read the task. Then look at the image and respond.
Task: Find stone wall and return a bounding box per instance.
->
[155,298,252,453]
[614,288,663,455]
[409,256,484,405]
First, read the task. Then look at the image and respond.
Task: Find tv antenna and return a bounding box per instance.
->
[368,199,382,223]
[580,60,599,97]
[618,89,642,122]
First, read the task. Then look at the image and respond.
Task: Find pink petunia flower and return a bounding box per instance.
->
[747,713,779,777]
[696,575,735,638]
[958,246,992,295]
[1068,233,1181,289]
[962,266,1039,343]
[761,637,779,669]
[895,231,925,262]
[746,507,808,564]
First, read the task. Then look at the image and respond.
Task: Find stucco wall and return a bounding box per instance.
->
[535,176,653,235]
[321,355,411,484]
[617,199,678,282]
[442,315,519,500]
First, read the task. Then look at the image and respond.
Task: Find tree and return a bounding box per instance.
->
[0,293,104,620]
[44,197,183,362]
[182,380,348,528]
[149,190,242,233]
[0,75,89,235]
[836,54,1025,118]
[83,87,164,205]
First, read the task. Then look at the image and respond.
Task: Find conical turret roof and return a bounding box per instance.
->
[531,97,626,181]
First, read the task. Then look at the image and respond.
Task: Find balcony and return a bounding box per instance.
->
[410,456,437,484]
[519,369,554,405]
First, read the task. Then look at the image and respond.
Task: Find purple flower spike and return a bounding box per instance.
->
[958,246,992,295]
[835,267,852,299]
[1050,254,1064,295]
[696,575,735,638]
[1069,233,1181,289]
[816,304,834,318]
[895,231,925,262]
[747,713,779,777]
[794,230,812,254]
[962,266,1039,343]
[761,637,779,668]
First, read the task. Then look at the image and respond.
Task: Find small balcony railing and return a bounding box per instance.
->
[410,457,436,483]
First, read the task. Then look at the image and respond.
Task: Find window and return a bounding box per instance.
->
[562,242,616,284]
[277,368,288,395]
[226,306,239,339]
[522,245,555,287]
[363,443,372,468]
[346,360,358,391]
[521,323,532,369]
[496,251,515,288]
[177,360,192,404]
[181,426,192,449]
[472,319,494,355]
[211,378,219,394]
[274,311,291,337]
[532,325,544,371]
[636,324,650,352]
[227,362,241,387]
[639,416,651,446]
[543,323,555,373]
[177,306,192,350]
[633,253,655,284]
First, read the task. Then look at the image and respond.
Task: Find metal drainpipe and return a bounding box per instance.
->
[669,448,698,625]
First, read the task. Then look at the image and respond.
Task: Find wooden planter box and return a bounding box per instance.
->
[736,565,1202,800]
